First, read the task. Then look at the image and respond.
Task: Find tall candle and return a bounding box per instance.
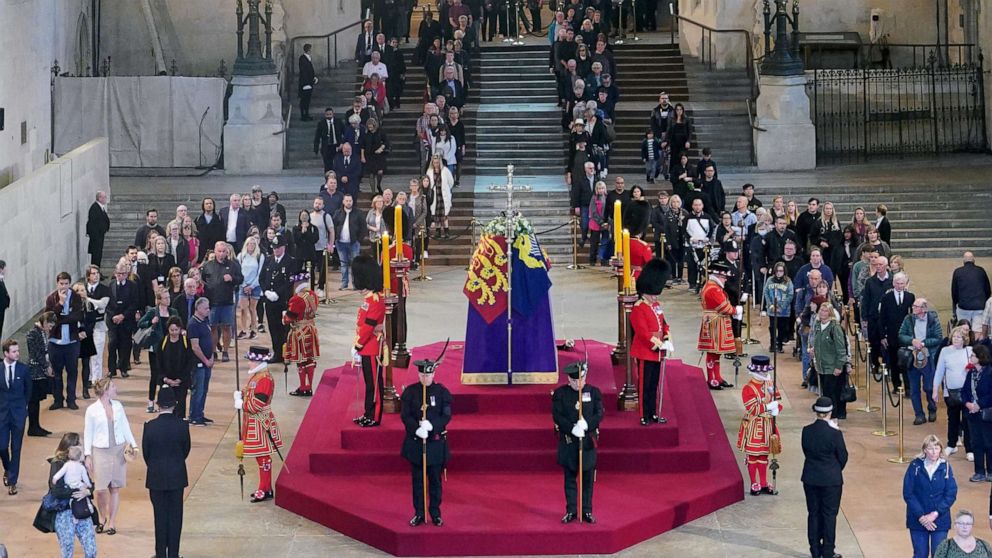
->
[613,200,623,257]
[382,232,391,293]
[394,205,403,258]
[622,229,631,292]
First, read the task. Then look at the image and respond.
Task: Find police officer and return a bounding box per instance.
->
[720,239,744,341]
[552,361,604,524]
[259,234,296,364]
[401,348,452,527]
[802,396,848,558]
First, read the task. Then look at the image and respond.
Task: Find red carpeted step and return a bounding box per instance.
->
[277,341,744,556]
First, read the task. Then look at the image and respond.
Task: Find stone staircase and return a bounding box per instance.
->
[101,191,480,269]
[682,58,754,168]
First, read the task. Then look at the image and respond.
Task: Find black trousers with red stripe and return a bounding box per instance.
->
[639,360,661,420]
[361,355,384,423]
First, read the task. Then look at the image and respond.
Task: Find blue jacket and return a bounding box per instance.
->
[762,276,794,318]
[961,365,992,409]
[902,457,957,531]
[0,361,31,426]
[897,310,943,361]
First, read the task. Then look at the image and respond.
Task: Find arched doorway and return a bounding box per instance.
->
[75,12,91,76]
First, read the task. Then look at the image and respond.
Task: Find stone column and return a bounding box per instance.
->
[753,74,816,171]
[223,74,285,174]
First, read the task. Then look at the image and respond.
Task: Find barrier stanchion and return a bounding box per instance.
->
[859,339,878,412]
[872,363,895,436]
[743,300,760,345]
[323,250,336,305]
[567,214,585,270]
[888,385,910,463]
[412,227,432,282]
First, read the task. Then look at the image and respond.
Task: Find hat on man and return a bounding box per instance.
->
[156,386,177,409]
[351,254,384,292]
[270,234,287,249]
[812,396,834,414]
[708,260,733,276]
[574,118,585,126]
[245,346,273,362]
[564,361,588,380]
[721,240,739,254]
[636,258,671,297]
[747,355,774,379]
[623,199,651,238]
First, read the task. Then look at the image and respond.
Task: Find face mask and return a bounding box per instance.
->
[758,229,769,236]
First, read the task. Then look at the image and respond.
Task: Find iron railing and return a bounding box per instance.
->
[669,10,757,100]
[281,19,364,100]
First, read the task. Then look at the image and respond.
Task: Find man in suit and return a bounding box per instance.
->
[383,37,407,109]
[142,386,190,558]
[333,143,364,199]
[106,263,141,379]
[86,191,111,267]
[298,43,317,121]
[1,339,31,495]
[801,396,848,558]
[221,194,250,253]
[259,235,296,364]
[569,161,597,249]
[355,19,375,64]
[0,261,8,340]
[171,278,200,326]
[313,107,344,173]
[860,256,892,378]
[437,66,466,109]
[879,271,914,390]
[875,204,891,245]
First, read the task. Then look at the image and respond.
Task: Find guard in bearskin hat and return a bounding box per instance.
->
[400,341,453,527]
[233,346,284,503]
[736,355,782,496]
[631,259,674,425]
[351,254,386,427]
[623,199,654,279]
[697,260,739,389]
[283,270,320,396]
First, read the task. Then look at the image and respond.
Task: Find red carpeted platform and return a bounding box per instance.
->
[275,340,743,556]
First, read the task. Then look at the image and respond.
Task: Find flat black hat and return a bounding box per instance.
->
[636,258,671,296]
[564,361,588,379]
[812,396,834,413]
[721,239,739,254]
[156,386,177,408]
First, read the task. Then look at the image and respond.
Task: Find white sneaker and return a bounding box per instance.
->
[316,289,325,298]
[944,447,958,457]
[968,452,975,462]
[423,251,429,259]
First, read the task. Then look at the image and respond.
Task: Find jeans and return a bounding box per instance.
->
[909,528,947,558]
[336,240,361,289]
[50,342,80,405]
[55,509,97,558]
[907,361,937,418]
[644,158,661,179]
[189,365,212,422]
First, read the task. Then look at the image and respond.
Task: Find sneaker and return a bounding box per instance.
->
[258,324,266,333]
[146,404,157,414]
[189,419,207,427]
[316,289,325,298]
[237,331,247,339]
[249,331,257,339]
[944,447,958,457]
[968,452,975,462]
[970,473,987,482]
[222,352,230,363]
[202,417,215,424]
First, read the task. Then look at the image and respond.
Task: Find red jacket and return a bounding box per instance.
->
[628,237,653,279]
[354,291,385,357]
[630,298,670,362]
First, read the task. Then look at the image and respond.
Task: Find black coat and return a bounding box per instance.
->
[86,202,111,255]
[219,209,251,251]
[801,419,848,487]
[142,412,191,491]
[879,290,915,344]
[106,280,141,328]
[0,277,10,313]
[332,208,365,247]
[171,293,197,327]
[194,213,225,260]
[259,255,296,305]
[400,382,452,466]
[313,116,345,154]
[876,216,892,244]
[859,274,893,325]
[298,54,316,95]
[951,262,992,311]
[157,335,194,388]
[570,172,597,211]
[552,384,604,471]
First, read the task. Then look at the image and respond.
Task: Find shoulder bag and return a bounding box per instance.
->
[840,372,858,403]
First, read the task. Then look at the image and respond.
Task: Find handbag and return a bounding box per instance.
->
[41,491,70,512]
[124,445,139,463]
[132,325,154,348]
[33,503,56,533]
[71,495,95,520]
[840,372,858,403]
[947,388,963,408]
[897,346,914,373]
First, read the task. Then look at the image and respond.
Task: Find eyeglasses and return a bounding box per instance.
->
[956,521,974,526]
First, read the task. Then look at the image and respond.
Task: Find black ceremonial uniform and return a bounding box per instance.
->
[259,251,296,363]
[552,382,604,519]
[801,414,848,558]
[401,381,452,523]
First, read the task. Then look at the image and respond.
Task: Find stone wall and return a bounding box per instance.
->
[100,0,360,78]
[0,0,91,188]
[0,138,110,340]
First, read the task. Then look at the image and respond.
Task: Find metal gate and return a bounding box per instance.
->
[808,55,988,162]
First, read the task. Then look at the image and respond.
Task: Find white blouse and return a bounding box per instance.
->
[83,399,137,455]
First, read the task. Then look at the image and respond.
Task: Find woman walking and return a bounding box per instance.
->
[83,378,138,536]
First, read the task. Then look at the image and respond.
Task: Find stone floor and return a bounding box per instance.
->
[4,156,992,557]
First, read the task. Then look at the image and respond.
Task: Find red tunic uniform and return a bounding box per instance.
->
[697,279,736,354]
[283,288,320,363]
[630,298,670,362]
[241,369,283,457]
[736,377,782,492]
[628,237,654,280]
[388,242,415,296]
[354,291,386,357]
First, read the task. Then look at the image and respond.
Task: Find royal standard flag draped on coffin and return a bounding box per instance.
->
[462,225,558,385]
